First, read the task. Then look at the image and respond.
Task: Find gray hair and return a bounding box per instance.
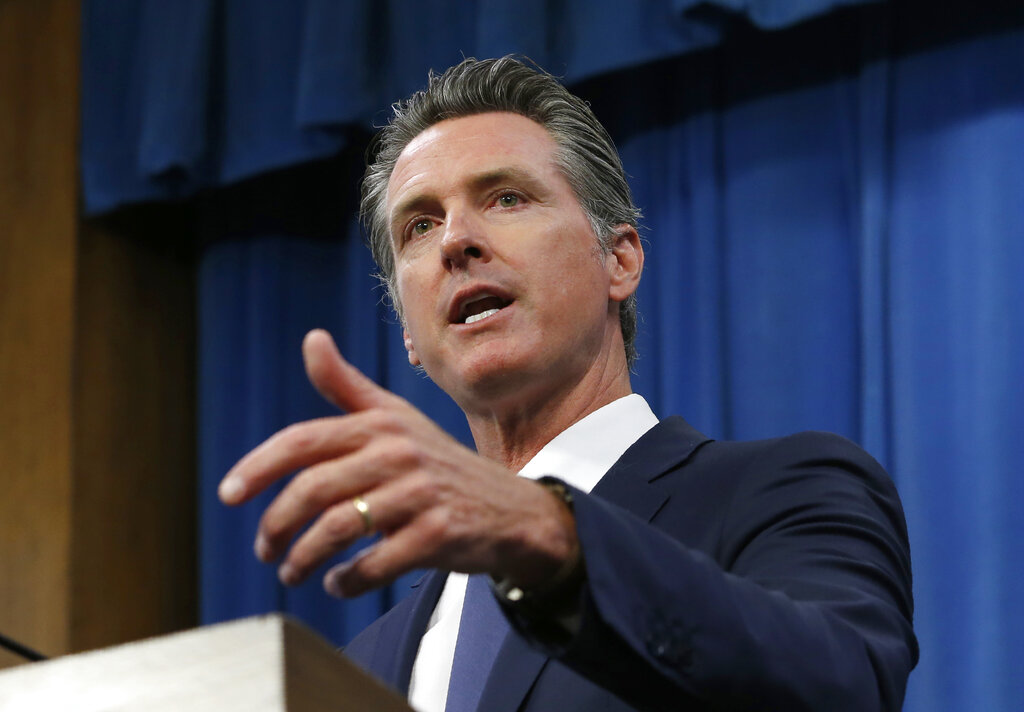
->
[360,55,642,365]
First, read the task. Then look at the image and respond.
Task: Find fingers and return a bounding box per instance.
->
[275,476,434,587]
[220,330,406,506]
[222,329,556,597]
[224,328,481,595]
[318,497,507,597]
[219,413,377,505]
[276,497,370,586]
[253,448,382,563]
[323,523,446,598]
[302,329,394,413]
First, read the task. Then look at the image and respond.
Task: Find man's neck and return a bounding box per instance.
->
[463,365,634,472]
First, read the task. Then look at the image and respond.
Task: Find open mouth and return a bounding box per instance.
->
[458,294,513,325]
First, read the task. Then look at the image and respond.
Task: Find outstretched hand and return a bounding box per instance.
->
[218,329,577,597]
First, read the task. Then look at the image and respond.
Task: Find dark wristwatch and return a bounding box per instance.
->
[490,476,586,623]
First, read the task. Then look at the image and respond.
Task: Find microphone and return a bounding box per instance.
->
[0,630,47,662]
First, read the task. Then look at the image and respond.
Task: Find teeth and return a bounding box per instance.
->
[465,308,501,325]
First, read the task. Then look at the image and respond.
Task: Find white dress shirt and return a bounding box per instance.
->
[407,394,659,712]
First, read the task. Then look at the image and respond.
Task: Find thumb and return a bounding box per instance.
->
[302,329,390,412]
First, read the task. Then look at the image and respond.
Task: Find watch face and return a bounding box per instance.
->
[538,476,574,506]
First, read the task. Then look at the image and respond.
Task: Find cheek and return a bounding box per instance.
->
[395,261,443,321]
[394,263,426,309]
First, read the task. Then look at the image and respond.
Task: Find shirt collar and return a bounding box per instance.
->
[517,394,658,494]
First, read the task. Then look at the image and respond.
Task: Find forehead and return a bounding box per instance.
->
[386,112,563,209]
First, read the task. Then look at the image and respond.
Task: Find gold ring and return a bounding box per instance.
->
[352,496,374,534]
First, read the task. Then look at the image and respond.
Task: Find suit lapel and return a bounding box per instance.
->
[474,625,550,712]
[370,570,448,694]
[473,417,711,711]
[592,415,711,519]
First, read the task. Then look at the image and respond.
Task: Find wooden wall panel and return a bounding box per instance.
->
[0,0,80,665]
[71,210,197,652]
[0,0,198,667]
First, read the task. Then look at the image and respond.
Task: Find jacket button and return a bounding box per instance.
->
[645,615,692,670]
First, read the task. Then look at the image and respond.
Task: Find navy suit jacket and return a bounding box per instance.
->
[344,417,918,711]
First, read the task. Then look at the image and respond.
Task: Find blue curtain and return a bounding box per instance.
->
[81,1,1024,710]
[80,0,879,213]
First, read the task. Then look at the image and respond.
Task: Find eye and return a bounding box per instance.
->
[496,193,520,208]
[411,219,433,236]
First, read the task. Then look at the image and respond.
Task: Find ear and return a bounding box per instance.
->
[606,225,644,303]
[403,329,421,367]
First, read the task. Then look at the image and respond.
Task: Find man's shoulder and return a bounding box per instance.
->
[637,419,897,510]
[697,428,890,484]
[699,427,880,464]
[648,418,885,474]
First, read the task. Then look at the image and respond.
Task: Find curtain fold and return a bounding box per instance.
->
[80,0,880,215]
[885,25,1024,709]
[673,0,883,30]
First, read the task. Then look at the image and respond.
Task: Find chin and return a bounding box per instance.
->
[430,345,545,406]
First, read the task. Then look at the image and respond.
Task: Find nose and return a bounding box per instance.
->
[440,210,490,271]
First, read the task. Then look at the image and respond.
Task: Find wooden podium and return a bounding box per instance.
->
[0,614,413,711]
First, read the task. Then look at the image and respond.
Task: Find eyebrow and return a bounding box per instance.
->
[388,166,547,236]
[467,167,545,194]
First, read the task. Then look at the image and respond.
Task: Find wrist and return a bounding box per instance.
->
[491,477,586,618]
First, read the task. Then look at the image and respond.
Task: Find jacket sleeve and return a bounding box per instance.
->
[505,431,918,711]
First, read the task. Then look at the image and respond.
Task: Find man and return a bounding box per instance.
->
[219,57,917,711]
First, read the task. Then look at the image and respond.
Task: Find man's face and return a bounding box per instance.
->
[385,112,627,410]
